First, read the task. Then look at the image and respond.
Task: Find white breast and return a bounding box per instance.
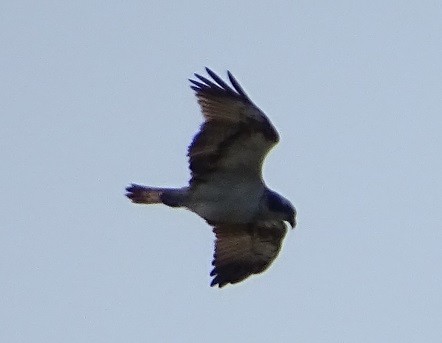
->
[187,176,264,224]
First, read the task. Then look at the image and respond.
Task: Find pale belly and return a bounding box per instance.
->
[186,180,264,224]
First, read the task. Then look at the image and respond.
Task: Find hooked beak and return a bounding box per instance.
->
[289,216,296,229]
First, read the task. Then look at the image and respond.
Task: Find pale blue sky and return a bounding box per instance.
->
[1,1,441,342]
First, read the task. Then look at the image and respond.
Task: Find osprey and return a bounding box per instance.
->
[126,68,296,287]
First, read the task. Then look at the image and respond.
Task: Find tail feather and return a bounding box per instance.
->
[125,184,187,207]
[125,184,164,204]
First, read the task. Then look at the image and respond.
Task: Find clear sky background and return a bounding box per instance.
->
[1,1,441,342]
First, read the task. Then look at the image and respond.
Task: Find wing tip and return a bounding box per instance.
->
[210,275,228,288]
[189,67,249,101]
[204,66,213,75]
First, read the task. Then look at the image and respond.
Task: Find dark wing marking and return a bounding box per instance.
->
[210,221,287,287]
[188,68,279,184]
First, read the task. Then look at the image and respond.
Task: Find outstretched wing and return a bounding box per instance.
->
[210,221,287,287]
[188,68,279,184]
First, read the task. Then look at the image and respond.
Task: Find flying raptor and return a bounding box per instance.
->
[126,68,296,287]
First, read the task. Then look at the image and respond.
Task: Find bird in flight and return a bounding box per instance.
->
[126,68,296,287]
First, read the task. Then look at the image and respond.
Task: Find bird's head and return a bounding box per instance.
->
[266,190,297,229]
